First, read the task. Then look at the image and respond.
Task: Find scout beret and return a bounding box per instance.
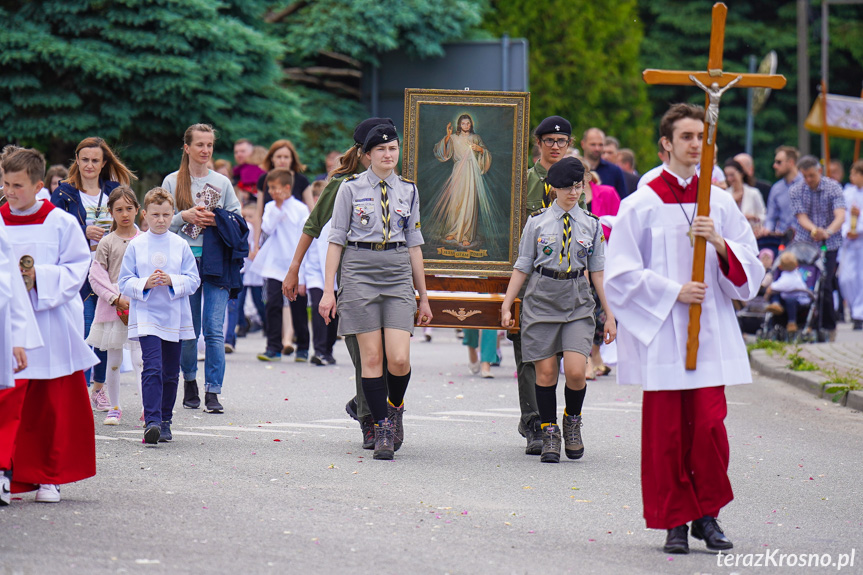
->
[545,156,586,188]
[353,117,395,146]
[362,124,399,153]
[534,116,572,137]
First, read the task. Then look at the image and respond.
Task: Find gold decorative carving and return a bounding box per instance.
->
[442,308,483,322]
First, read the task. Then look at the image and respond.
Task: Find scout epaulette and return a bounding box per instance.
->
[583,209,599,221]
[529,208,547,217]
[398,175,415,184]
[345,173,361,181]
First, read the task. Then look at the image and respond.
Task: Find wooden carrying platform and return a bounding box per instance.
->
[416,276,518,330]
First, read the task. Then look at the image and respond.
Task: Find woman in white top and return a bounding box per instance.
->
[723,159,766,230]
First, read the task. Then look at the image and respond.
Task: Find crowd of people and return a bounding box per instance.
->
[0,102,860,557]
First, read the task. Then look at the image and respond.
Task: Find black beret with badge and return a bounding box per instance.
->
[362,124,399,153]
[353,117,395,146]
[534,115,572,137]
[545,156,586,188]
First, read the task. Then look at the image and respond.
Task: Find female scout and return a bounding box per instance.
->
[318,124,433,461]
[501,157,616,463]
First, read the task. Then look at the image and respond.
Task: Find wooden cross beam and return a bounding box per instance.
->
[642,2,787,371]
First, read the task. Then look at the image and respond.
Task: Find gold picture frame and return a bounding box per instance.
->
[402,88,530,277]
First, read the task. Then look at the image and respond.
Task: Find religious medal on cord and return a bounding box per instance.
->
[660,173,698,248]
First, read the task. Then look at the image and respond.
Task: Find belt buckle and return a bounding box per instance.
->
[374,242,386,251]
[554,271,566,280]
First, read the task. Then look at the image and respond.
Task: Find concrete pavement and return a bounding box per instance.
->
[1,330,862,574]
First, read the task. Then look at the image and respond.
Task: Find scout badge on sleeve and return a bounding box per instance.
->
[19,255,34,291]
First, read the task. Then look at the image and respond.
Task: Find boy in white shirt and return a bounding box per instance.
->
[305,180,338,365]
[765,251,813,334]
[119,188,201,445]
[0,146,97,504]
[251,169,310,362]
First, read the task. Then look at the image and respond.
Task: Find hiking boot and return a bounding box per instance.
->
[361,416,375,450]
[518,419,543,456]
[373,419,395,460]
[204,392,223,413]
[159,421,172,442]
[183,380,200,409]
[562,414,585,460]
[540,424,561,463]
[387,402,405,451]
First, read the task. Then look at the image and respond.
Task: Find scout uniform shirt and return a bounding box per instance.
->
[328,170,424,248]
[514,201,605,278]
[525,161,550,226]
[303,170,364,239]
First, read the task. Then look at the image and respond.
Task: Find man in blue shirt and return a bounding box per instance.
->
[789,155,846,338]
[762,146,802,244]
[581,128,629,199]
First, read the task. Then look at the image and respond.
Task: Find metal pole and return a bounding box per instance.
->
[797,0,810,156]
[745,55,756,156]
[501,34,510,92]
[821,0,831,165]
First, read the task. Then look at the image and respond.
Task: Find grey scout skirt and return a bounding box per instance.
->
[337,245,417,337]
[521,272,595,362]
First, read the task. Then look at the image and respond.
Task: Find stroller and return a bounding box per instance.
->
[753,242,826,342]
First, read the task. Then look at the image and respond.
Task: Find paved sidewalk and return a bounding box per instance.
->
[749,322,863,412]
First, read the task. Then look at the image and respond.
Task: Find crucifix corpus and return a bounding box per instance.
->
[642,2,786,370]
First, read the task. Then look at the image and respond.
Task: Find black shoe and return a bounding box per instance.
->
[159,421,173,442]
[387,402,405,451]
[345,398,359,422]
[540,424,561,463]
[691,516,733,551]
[518,419,543,456]
[854,320,863,331]
[204,392,223,414]
[321,354,337,365]
[143,423,161,445]
[663,524,689,554]
[1,469,12,506]
[373,419,395,460]
[310,355,324,366]
[183,380,200,409]
[361,417,375,450]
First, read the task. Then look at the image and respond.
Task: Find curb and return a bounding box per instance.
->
[749,350,862,412]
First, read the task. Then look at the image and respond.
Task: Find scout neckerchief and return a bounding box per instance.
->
[542,182,552,209]
[560,211,572,273]
[660,172,697,247]
[380,180,391,241]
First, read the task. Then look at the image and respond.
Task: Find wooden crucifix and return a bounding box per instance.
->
[642,2,786,370]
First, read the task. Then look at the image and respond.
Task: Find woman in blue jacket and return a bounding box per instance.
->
[51,137,136,410]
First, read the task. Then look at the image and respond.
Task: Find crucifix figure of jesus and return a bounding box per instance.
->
[642,1,786,370]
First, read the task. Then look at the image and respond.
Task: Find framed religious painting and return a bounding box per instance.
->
[402,89,530,277]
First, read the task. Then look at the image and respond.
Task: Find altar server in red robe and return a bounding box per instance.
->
[603,104,763,554]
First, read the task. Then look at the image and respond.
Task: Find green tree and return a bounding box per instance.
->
[267,0,489,168]
[639,1,863,179]
[483,0,654,173]
[0,0,302,175]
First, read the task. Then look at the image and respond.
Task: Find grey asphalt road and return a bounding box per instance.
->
[1,330,862,575]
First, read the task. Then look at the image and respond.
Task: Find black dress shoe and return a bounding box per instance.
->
[663,524,689,554]
[183,380,200,409]
[691,515,733,550]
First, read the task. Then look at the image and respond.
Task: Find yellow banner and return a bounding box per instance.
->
[437,247,489,259]
[805,93,863,140]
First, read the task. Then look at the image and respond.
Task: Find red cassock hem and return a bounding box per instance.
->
[0,382,28,470]
[641,387,734,529]
[10,372,96,493]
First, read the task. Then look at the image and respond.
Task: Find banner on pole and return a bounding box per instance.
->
[805,93,863,139]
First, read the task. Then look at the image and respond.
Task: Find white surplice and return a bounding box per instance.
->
[0,203,97,381]
[0,221,44,389]
[118,230,201,342]
[840,184,863,321]
[604,170,764,391]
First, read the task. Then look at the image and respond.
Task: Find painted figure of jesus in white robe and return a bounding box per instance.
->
[429,114,492,247]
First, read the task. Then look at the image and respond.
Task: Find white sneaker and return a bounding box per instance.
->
[103,407,121,425]
[35,484,60,503]
[468,361,481,375]
[0,472,10,506]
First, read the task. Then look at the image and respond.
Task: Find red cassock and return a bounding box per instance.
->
[0,373,96,493]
